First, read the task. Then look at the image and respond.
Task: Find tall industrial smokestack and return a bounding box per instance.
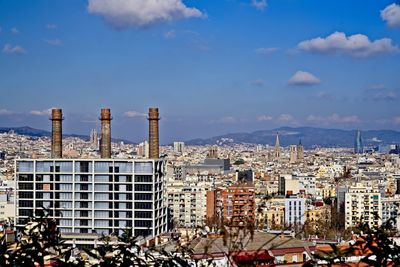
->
[100,108,112,158]
[148,107,160,159]
[51,108,63,158]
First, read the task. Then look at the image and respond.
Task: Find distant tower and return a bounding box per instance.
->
[148,107,160,159]
[51,108,63,158]
[274,132,281,160]
[173,141,185,154]
[137,141,149,158]
[207,146,218,159]
[297,139,304,162]
[289,145,297,163]
[354,130,363,154]
[100,108,112,159]
[90,129,99,150]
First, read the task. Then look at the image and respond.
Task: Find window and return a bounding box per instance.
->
[134,162,153,174]
[95,162,112,173]
[94,175,109,183]
[135,211,152,218]
[18,161,34,172]
[115,162,132,173]
[135,193,152,200]
[18,192,33,198]
[76,161,91,173]
[55,162,73,172]
[19,183,34,190]
[135,175,153,183]
[135,202,152,210]
[135,220,152,227]
[134,184,152,192]
[18,174,33,182]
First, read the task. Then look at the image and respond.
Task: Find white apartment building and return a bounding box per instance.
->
[166,182,209,227]
[0,193,15,221]
[173,142,185,154]
[381,197,400,231]
[284,197,306,225]
[344,184,381,229]
[15,159,168,244]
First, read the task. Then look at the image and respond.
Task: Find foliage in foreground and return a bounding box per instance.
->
[0,209,193,267]
[2,209,400,267]
[314,218,400,267]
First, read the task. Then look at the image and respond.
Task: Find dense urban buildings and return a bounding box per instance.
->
[1,119,400,265]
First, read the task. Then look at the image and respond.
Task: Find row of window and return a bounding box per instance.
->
[18,161,154,174]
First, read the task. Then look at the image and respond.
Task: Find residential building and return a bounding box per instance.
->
[220,183,255,227]
[344,184,381,229]
[284,197,306,225]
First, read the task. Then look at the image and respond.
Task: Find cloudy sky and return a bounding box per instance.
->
[0,0,400,143]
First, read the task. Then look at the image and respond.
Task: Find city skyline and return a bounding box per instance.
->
[1,0,400,142]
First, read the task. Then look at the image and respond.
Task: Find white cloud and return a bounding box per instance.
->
[307,113,360,124]
[44,39,63,46]
[123,111,147,118]
[87,0,204,28]
[257,115,273,122]
[278,114,295,122]
[0,109,14,116]
[11,27,19,34]
[381,4,400,28]
[30,109,53,116]
[3,44,27,55]
[288,71,320,86]
[251,0,267,11]
[46,24,57,29]
[255,47,278,54]
[164,29,176,39]
[369,91,397,101]
[298,31,399,57]
[251,79,265,87]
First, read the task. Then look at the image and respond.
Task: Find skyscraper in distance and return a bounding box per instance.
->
[274,132,281,160]
[354,130,363,154]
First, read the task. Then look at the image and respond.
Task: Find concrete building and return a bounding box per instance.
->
[344,184,381,229]
[289,145,297,164]
[279,175,300,196]
[284,197,306,225]
[137,141,149,158]
[15,159,167,241]
[89,129,98,150]
[220,183,255,227]
[274,132,281,160]
[15,107,167,246]
[381,197,400,231]
[166,183,209,227]
[297,140,304,162]
[173,142,185,154]
[0,193,14,222]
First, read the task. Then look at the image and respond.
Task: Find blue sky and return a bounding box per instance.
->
[1,0,400,143]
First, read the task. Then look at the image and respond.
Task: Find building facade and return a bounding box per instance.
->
[344,185,381,229]
[284,198,306,225]
[220,184,255,227]
[166,183,209,227]
[15,159,167,240]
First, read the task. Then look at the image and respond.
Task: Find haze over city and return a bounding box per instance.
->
[1,0,399,143]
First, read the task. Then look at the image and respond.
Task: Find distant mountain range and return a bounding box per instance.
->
[2,126,400,148]
[0,126,133,144]
[186,127,400,148]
